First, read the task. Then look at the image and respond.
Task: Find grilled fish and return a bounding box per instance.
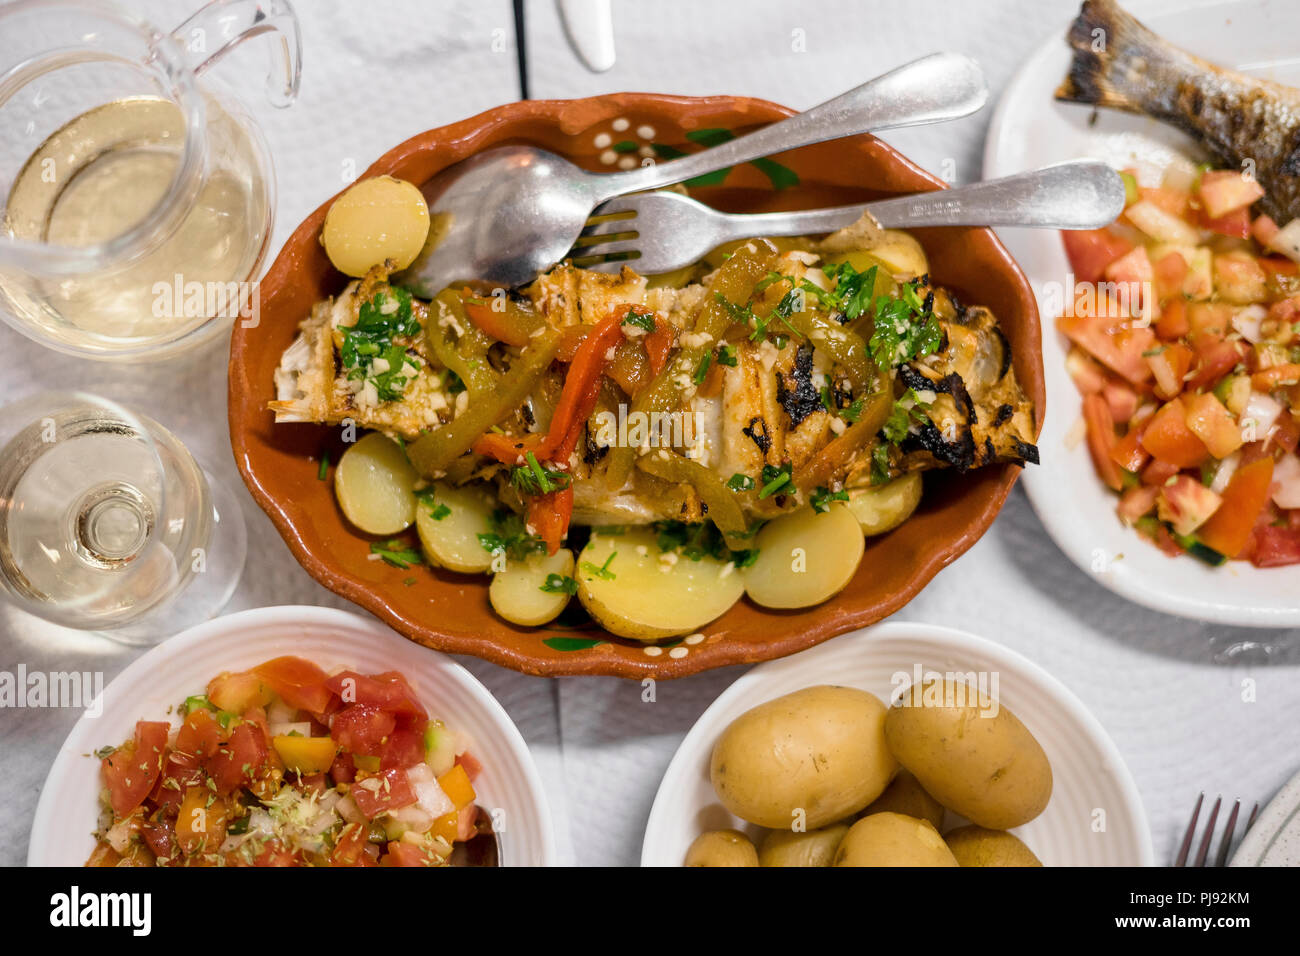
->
[272,248,1037,525]
[1056,0,1300,223]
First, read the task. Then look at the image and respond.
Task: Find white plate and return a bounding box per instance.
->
[1231,767,1300,866]
[641,621,1152,866]
[27,605,557,866]
[984,0,1300,626]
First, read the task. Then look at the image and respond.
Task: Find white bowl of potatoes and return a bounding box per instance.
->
[642,621,1152,867]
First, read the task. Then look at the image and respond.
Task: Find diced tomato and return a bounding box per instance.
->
[1196,169,1265,219]
[330,704,396,757]
[1212,251,1267,303]
[330,823,376,867]
[1102,380,1140,423]
[454,751,483,782]
[1104,245,1154,312]
[1251,364,1300,391]
[1198,458,1275,558]
[1065,346,1108,394]
[206,670,273,714]
[1117,484,1160,524]
[1187,334,1247,392]
[1141,397,1210,468]
[1146,343,1194,400]
[1157,475,1223,536]
[206,721,269,796]
[1141,458,1181,486]
[1273,414,1300,455]
[1082,394,1125,491]
[349,767,417,819]
[1153,254,1190,307]
[254,839,299,867]
[1184,392,1244,459]
[1110,424,1150,473]
[380,727,426,770]
[176,707,226,758]
[324,671,427,719]
[1058,312,1156,385]
[1201,205,1252,239]
[1253,214,1281,247]
[150,749,205,811]
[1251,524,1300,567]
[1154,297,1189,341]
[1062,228,1135,283]
[253,657,334,717]
[382,841,437,867]
[1141,185,1192,219]
[456,804,479,842]
[141,814,177,861]
[103,721,169,817]
[329,750,357,784]
[1187,302,1235,336]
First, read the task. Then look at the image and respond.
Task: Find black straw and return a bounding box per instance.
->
[513,0,529,99]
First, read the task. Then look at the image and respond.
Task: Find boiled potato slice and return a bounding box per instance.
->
[334,432,417,535]
[684,830,758,867]
[415,482,497,574]
[847,472,923,537]
[322,175,430,277]
[944,825,1043,867]
[884,678,1053,829]
[710,686,897,830]
[834,812,958,867]
[758,824,850,867]
[742,504,864,609]
[489,549,575,627]
[575,528,744,641]
[863,229,930,279]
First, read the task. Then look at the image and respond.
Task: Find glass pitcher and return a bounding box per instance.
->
[0,0,301,360]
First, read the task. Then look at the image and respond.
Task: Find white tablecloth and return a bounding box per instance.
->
[2,0,1298,868]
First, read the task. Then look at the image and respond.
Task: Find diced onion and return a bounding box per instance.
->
[269,721,312,738]
[1242,391,1284,439]
[1210,451,1240,494]
[1231,305,1267,344]
[1272,454,1300,508]
[1267,218,1300,263]
[406,762,455,819]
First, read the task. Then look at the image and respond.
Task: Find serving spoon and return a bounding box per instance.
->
[396,52,988,296]
[572,160,1128,273]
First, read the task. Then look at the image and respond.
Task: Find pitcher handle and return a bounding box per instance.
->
[171,0,302,108]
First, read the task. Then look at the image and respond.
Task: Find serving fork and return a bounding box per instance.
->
[1173,793,1259,866]
[571,160,1126,274]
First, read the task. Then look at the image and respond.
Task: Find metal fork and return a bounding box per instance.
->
[1173,793,1259,866]
[571,160,1125,274]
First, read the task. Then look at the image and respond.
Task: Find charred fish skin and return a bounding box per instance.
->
[1056,0,1300,222]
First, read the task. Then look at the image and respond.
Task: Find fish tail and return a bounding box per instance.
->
[1055,0,1179,112]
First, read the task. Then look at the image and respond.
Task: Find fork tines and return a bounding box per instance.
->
[1174,793,1259,867]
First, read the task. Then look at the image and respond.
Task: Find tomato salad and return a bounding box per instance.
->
[87,656,485,866]
[1060,164,1300,567]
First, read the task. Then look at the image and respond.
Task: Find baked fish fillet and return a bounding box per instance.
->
[272,256,1037,524]
[1056,0,1300,223]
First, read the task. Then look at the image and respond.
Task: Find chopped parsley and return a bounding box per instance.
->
[510,452,572,496]
[693,351,713,385]
[477,508,545,562]
[821,261,879,320]
[621,307,656,333]
[653,520,759,567]
[317,452,330,481]
[370,539,423,569]
[540,573,579,595]
[758,461,793,499]
[871,443,893,485]
[341,289,422,402]
[726,473,755,492]
[580,552,618,580]
[811,486,849,513]
[717,344,738,368]
[415,488,451,520]
[882,388,933,444]
[867,280,943,370]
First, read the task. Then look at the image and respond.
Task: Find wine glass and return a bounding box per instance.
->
[0,391,246,644]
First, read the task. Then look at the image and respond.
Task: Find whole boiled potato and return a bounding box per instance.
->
[861,769,945,830]
[945,825,1043,867]
[710,686,898,830]
[884,679,1053,829]
[833,812,958,867]
[684,830,758,867]
[758,824,850,867]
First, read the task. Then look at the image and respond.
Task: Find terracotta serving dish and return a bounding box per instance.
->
[230,93,1044,679]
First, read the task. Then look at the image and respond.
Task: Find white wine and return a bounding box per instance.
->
[0,95,269,352]
[0,402,210,629]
